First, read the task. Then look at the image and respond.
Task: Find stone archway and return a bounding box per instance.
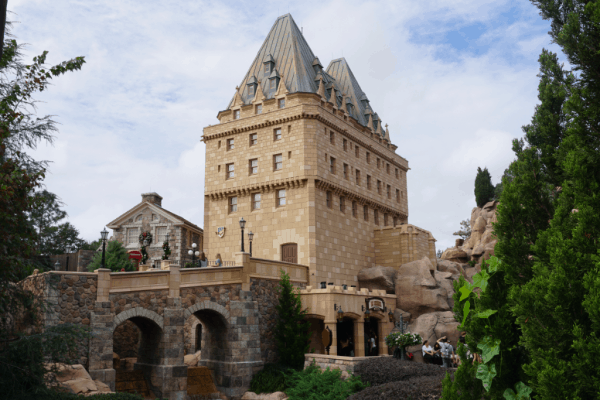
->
[183,300,262,398]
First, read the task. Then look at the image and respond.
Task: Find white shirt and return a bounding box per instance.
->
[422,345,433,356]
[370,338,376,348]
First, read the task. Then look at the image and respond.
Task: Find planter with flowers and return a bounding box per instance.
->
[385,332,422,361]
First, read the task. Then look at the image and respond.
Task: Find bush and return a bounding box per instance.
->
[285,365,368,400]
[87,240,134,272]
[249,363,295,394]
[347,375,446,400]
[353,357,448,387]
[474,166,495,207]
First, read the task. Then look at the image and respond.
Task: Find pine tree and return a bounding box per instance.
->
[274,269,311,369]
[474,167,495,207]
[87,240,133,272]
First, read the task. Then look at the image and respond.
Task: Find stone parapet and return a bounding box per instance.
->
[304,353,391,375]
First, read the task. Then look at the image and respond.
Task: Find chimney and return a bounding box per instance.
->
[141,192,163,207]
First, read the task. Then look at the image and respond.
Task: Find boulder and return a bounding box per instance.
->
[47,364,107,395]
[395,257,450,318]
[357,266,397,294]
[393,308,411,323]
[93,380,112,393]
[407,311,461,352]
[434,271,456,308]
[184,350,201,367]
[436,260,465,277]
[441,248,469,263]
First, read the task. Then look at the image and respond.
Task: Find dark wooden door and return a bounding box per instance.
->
[282,243,298,263]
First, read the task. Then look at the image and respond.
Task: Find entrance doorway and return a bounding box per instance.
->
[281,243,298,263]
[364,318,379,357]
[336,318,355,357]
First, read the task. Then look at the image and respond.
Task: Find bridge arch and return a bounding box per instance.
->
[113,307,164,332]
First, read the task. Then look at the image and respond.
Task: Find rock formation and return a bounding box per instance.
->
[442,200,498,267]
[357,265,397,294]
[406,311,461,363]
[46,363,112,395]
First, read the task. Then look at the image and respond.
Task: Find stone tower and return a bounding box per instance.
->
[203,14,410,287]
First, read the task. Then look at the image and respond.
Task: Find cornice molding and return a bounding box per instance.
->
[205,177,307,200]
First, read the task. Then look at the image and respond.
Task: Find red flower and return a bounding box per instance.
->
[121,268,125,272]
[143,233,147,237]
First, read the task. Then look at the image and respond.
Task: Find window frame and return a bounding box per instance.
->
[330,131,335,145]
[249,158,258,175]
[274,128,282,141]
[278,98,285,109]
[387,184,391,199]
[363,205,369,221]
[229,196,238,213]
[377,180,382,194]
[374,209,379,225]
[226,163,235,179]
[355,146,359,158]
[252,193,261,210]
[233,109,240,120]
[343,139,347,151]
[326,191,332,209]
[356,169,361,186]
[273,154,283,171]
[277,189,286,207]
[366,152,371,164]
[395,168,399,179]
[352,201,358,218]
[329,157,336,174]
[227,138,235,151]
[367,175,372,190]
[249,133,257,146]
[339,196,345,213]
[343,163,349,180]
[255,104,262,115]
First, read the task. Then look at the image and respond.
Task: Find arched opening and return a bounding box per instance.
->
[195,324,202,352]
[193,309,229,362]
[306,316,325,354]
[364,317,380,357]
[336,317,355,357]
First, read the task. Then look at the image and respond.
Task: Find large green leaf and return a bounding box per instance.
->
[461,301,471,328]
[459,283,474,301]
[477,337,501,364]
[487,256,500,273]
[476,309,497,319]
[476,362,497,392]
[473,269,490,292]
[503,381,532,400]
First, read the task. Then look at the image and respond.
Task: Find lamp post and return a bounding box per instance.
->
[54,260,61,271]
[188,243,199,266]
[239,217,246,252]
[100,227,109,270]
[248,231,254,256]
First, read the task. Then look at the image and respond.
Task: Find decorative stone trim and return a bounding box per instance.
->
[183,300,231,322]
[205,178,307,200]
[112,307,164,331]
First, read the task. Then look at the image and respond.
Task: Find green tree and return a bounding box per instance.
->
[274,269,311,369]
[474,167,495,207]
[453,219,471,240]
[87,240,133,272]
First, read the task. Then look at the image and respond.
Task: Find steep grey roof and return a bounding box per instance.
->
[228,14,384,136]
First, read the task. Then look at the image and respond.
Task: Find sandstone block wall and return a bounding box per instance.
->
[374,225,437,269]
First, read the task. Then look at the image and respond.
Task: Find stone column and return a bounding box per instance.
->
[237,252,252,291]
[88,300,116,391]
[354,320,365,357]
[325,321,337,356]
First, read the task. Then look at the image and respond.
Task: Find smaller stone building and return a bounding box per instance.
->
[107,193,203,268]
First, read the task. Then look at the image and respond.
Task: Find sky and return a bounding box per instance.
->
[11,0,562,252]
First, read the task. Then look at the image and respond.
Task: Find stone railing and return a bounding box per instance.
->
[248,257,309,283]
[180,266,243,287]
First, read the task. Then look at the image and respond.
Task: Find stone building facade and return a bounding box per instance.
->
[107,193,203,268]
[203,14,416,288]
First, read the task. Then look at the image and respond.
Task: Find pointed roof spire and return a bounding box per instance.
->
[275,74,289,96]
[340,93,348,114]
[367,112,375,132]
[253,79,266,103]
[329,86,338,109]
[232,86,244,108]
[384,123,391,142]
[376,119,383,136]
[317,76,326,101]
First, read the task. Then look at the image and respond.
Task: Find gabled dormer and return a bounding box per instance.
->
[312,57,323,74]
[246,76,258,98]
[263,54,275,75]
[268,68,281,93]
[346,97,354,116]
[360,93,370,109]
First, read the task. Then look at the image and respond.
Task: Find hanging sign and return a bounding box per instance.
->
[128,251,142,260]
[366,297,385,311]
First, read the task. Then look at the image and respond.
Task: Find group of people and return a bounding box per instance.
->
[187,252,222,268]
[421,336,460,368]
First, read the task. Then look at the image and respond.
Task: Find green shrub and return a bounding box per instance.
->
[285,365,368,400]
[249,363,295,394]
[87,240,134,272]
[474,166,495,207]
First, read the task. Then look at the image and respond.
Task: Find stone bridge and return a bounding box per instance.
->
[24,253,309,399]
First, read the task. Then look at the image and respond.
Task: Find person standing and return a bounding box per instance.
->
[199,252,208,268]
[214,253,223,267]
[438,336,454,368]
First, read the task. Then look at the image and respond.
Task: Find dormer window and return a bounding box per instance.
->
[263,54,275,76]
[270,79,276,90]
[234,110,240,120]
[248,85,254,96]
[268,68,280,92]
[264,63,270,74]
[246,76,258,99]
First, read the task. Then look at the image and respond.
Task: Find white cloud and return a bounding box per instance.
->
[13,0,558,255]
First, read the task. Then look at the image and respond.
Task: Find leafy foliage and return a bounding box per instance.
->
[474,167,495,207]
[285,364,368,400]
[249,363,295,394]
[440,344,484,400]
[384,332,422,348]
[87,240,133,272]
[453,219,471,240]
[274,269,311,369]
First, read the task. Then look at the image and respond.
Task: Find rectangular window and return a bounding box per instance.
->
[277,189,286,206]
[229,196,238,213]
[395,168,399,179]
[343,139,347,151]
[252,193,261,210]
[248,86,254,96]
[233,110,240,120]
[255,104,262,115]
[326,191,332,208]
[393,216,398,226]
[355,146,359,158]
[249,159,258,175]
[273,154,282,171]
[374,209,379,225]
[226,163,235,179]
[274,128,282,141]
[384,213,388,226]
[329,157,336,174]
[330,131,335,145]
[377,158,381,169]
[387,184,391,199]
[340,196,345,213]
[366,152,371,163]
[343,163,348,179]
[356,170,361,186]
[227,138,234,150]
[270,79,275,90]
[156,226,167,243]
[352,201,358,218]
[278,98,285,109]
[367,175,372,190]
[386,163,390,174]
[249,133,257,146]
[396,189,400,203]
[363,206,369,221]
[264,64,270,74]
[128,228,139,244]
[377,180,382,194]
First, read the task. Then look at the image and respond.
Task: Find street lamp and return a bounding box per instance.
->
[54,260,61,271]
[248,231,254,256]
[239,217,246,252]
[188,243,199,266]
[100,227,109,270]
